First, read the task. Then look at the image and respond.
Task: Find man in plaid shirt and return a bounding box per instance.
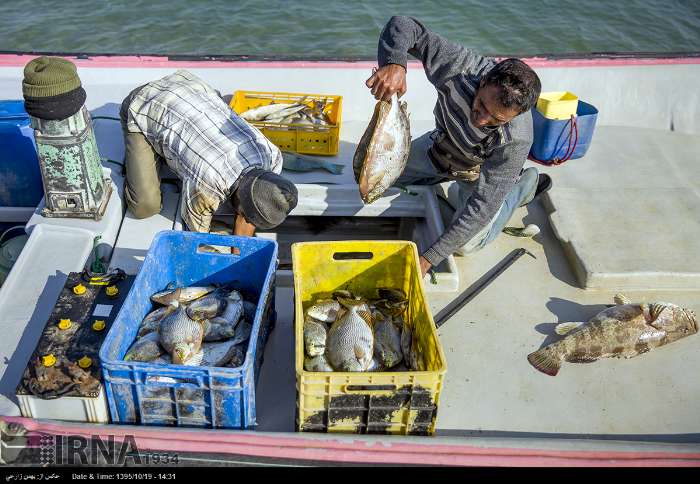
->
[120,70,298,235]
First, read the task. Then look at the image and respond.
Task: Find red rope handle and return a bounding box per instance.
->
[529,114,579,166]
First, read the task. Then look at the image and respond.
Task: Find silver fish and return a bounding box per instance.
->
[186,293,226,321]
[200,340,240,367]
[209,289,243,326]
[306,299,341,323]
[159,304,205,365]
[528,297,698,376]
[353,92,411,204]
[326,297,374,372]
[239,103,298,122]
[373,315,403,369]
[367,357,384,372]
[304,316,328,357]
[137,306,173,338]
[202,319,238,342]
[151,285,216,306]
[231,320,253,346]
[151,351,203,367]
[226,345,247,368]
[124,332,163,362]
[304,354,334,372]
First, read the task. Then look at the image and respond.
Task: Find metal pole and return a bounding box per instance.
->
[434,248,535,328]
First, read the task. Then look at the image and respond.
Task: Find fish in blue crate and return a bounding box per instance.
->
[124,282,255,367]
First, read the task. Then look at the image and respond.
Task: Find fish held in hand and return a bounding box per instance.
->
[528,297,698,376]
[353,93,411,204]
[326,297,374,372]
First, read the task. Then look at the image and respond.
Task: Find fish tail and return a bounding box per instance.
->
[527,348,562,376]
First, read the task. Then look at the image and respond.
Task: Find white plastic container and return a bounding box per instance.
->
[17,388,109,423]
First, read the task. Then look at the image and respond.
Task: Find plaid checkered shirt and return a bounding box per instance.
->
[124,69,283,232]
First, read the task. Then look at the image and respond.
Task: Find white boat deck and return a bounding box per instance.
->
[0,56,699,462]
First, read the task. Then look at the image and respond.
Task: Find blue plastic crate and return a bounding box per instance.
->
[99,231,278,429]
[0,100,43,207]
[530,101,598,162]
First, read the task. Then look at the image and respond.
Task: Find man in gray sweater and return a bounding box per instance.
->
[366,16,549,276]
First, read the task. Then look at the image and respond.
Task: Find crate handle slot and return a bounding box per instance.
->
[332,252,373,261]
[197,244,240,256]
[343,384,397,394]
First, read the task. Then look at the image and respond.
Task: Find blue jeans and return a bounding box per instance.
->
[396,131,538,254]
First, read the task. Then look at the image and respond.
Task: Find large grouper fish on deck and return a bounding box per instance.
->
[353,92,411,204]
[527,294,698,376]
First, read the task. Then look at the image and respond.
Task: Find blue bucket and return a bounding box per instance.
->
[0,100,43,207]
[530,101,598,162]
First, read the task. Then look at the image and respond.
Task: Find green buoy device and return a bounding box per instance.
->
[22,56,112,220]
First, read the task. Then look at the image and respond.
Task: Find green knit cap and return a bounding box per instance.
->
[22,56,82,99]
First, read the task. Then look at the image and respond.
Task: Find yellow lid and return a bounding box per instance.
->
[73,283,87,295]
[105,285,119,297]
[92,320,106,331]
[42,354,56,367]
[78,356,92,369]
[58,318,72,330]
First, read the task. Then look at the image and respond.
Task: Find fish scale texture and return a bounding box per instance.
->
[327,306,374,371]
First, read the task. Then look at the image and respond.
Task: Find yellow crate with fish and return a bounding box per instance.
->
[292,240,447,436]
[230,90,342,156]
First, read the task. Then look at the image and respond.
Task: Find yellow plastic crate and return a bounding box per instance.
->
[536,91,579,120]
[292,241,447,436]
[230,90,342,156]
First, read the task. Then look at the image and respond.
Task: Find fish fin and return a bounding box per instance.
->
[527,349,561,376]
[337,297,367,309]
[354,345,366,360]
[566,353,600,363]
[554,322,586,335]
[613,293,631,305]
[357,310,374,328]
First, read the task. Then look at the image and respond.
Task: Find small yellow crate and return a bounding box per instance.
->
[292,241,447,436]
[536,91,579,120]
[230,90,342,156]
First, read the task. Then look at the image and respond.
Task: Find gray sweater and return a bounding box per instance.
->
[378,16,533,266]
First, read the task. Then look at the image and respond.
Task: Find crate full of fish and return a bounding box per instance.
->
[99,231,277,429]
[292,241,447,436]
[230,90,342,156]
